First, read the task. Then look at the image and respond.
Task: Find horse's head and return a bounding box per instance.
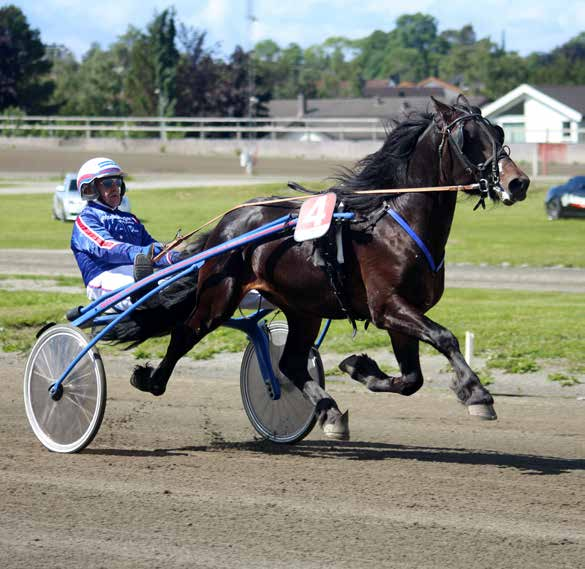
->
[431,97,530,206]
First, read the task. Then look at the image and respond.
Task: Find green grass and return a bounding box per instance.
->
[547,372,582,387]
[447,184,585,267]
[0,274,82,286]
[0,181,583,266]
[1,288,584,371]
[0,183,294,249]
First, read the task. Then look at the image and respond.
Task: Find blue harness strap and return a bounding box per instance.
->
[386,209,444,273]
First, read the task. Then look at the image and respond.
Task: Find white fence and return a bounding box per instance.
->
[0,115,386,141]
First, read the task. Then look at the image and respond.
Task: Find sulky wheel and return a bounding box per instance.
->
[24,324,106,453]
[240,321,325,444]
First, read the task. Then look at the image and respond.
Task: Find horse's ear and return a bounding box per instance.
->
[431,97,457,128]
[456,93,471,108]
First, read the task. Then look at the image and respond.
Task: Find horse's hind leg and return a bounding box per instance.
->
[339,332,423,395]
[279,313,350,440]
[131,275,241,396]
[131,322,198,396]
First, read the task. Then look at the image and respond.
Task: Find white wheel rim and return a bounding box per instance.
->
[24,326,105,453]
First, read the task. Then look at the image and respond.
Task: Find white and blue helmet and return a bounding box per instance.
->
[76,157,126,201]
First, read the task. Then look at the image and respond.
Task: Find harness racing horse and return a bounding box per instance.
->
[129,97,530,440]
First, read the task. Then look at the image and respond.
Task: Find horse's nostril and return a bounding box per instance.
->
[508,177,529,200]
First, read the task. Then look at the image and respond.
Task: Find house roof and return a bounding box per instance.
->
[481,84,584,121]
[362,86,445,99]
[417,76,464,94]
[268,97,433,120]
[268,94,488,121]
[533,85,585,115]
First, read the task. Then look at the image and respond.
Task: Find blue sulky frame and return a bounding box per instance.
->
[50,212,353,402]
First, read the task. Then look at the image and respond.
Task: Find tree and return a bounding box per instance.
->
[175,26,225,116]
[65,43,126,116]
[149,8,179,116]
[0,5,54,113]
[45,44,79,114]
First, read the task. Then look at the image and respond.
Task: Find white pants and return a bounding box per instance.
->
[87,265,135,311]
[87,266,274,311]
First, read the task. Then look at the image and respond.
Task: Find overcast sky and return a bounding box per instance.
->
[14,0,585,60]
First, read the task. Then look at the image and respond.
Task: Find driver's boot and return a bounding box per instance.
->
[131,248,159,309]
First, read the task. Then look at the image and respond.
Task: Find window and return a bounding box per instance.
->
[562,121,571,140]
[503,123,525,143]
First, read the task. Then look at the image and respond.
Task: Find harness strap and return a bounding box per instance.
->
[386,209,444,273]
[315,223,358,336]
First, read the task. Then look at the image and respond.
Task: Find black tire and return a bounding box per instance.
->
[24,324,106,453]
[240,321,325,444]
[546,198,562,220]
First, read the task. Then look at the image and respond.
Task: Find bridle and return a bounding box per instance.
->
[438,112,512,209]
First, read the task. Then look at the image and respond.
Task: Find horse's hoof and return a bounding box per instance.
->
[467,403,497,420]
[130,365,166,396]
[323,410,350,440]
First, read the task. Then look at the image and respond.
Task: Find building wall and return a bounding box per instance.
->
[524,98,574,143]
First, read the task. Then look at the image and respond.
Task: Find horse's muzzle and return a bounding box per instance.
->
[497,175,530,205]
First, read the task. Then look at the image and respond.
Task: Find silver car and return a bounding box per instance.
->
[53,173,131,221]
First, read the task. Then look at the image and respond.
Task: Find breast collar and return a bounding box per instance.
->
[386,208,444,273]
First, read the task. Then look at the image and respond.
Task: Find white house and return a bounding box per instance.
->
[481,84,585,143]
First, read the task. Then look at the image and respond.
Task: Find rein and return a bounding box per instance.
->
[153,182,481,262]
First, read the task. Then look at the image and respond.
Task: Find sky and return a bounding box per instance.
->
[13,0,585,60]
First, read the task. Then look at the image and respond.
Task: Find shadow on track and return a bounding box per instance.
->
[85,440,585,476]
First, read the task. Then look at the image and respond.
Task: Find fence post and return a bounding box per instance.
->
[464,331,475,366]
[160,119,167,142]
[86,120,91,139]
[532,145,539,178]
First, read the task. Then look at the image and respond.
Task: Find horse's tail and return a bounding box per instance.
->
[99,233,209,346]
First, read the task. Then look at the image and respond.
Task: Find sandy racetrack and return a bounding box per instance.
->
[1,348,584,569]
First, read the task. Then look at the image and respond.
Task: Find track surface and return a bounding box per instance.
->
[2,350,584,569]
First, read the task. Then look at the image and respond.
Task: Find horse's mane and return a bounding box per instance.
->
[329,111,434,211]
[329,99,482,213]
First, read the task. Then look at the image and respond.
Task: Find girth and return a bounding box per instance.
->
[313,216,359,336]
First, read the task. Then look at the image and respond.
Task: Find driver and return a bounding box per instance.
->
[70,157,181,311]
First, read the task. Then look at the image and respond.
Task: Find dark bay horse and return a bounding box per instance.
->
[129,97,529,440]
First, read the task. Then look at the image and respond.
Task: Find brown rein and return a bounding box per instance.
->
[153,182,480,262]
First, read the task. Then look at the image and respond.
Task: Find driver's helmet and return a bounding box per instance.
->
[76,157,126,201]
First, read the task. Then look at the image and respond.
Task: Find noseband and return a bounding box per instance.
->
[438,113,510,209]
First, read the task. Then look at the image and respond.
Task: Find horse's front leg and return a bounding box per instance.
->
[339,331,424,396]
[371,297,496,420]
[279,313,350,440]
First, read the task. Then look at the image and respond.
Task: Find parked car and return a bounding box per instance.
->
[545,176,585,220]
[53,172,131,221]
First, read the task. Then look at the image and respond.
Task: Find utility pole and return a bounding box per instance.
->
[247,0,258,129]
[243,0,258,174]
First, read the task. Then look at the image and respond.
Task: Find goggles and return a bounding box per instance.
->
[99,177,123,190]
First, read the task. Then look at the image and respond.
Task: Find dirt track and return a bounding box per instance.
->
[2,348,584,569]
